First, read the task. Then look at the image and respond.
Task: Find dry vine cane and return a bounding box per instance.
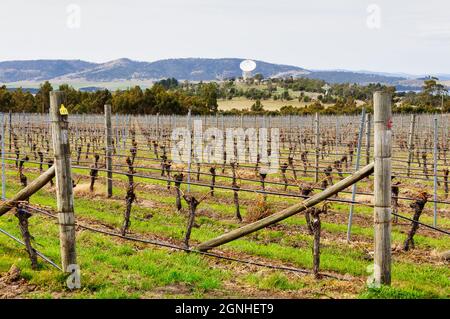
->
[15,205,38,270]
[121,156,137,236]
[333,159,344,179]
[173,172,184,212]
[89,154,100,192]
[280,162,289,191]
[288,155,297,180]
[209,166,216,197]
[183,190,212,249]
[391,176,400,223]
[230,162,242,222]
[37,151,44,173]
[322,165,333,188]
[300,151,309,176]
[403,191,430,251]
[308,203,328,279]
[165,161,172,189]
[18,155,29,187]
[259,169,268,202]
[444,167,449,199]
[299,183,314,234]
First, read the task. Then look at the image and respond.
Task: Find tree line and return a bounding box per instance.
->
[0,80,218,115]
[0,77,448,115]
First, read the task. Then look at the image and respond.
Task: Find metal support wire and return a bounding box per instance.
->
[0,226,62,271]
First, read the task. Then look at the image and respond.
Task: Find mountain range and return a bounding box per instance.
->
[0,57,446,90]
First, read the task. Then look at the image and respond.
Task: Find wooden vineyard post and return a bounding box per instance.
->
[373,91,392,286]
[335,116,340,160]
[406,114,416,177]
[105,104,113,198]
[433,117,438,227]
[156,112,160,140]
[346,108,366,242]
[187,109,192,193]
[8,110,12,152]
[1,112,5,200]
[50,91,77,272]
[314,112,320,183]
[365,113,371,165]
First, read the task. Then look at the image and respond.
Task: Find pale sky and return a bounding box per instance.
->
[1,0,449,74]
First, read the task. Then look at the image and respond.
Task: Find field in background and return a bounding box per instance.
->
[217,97,315,111]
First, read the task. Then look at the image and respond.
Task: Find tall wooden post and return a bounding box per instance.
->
[187,109,192,192]
[8,110,12,152]
[347,108,366,242]
[50,91,77,272]
[1,113,5,200]
[365,113,372,165]
[105,105,113,198]
[433,117,438,227]
[314,113,320,183]
[335,116,339,160]
[406,114,416,177]
[373,91,392,286]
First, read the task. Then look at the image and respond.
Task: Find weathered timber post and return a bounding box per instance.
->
[15,206,38,269]
[1,112,5,200]
[105,105,113,198]
[373,91,392,286]
[314,113,320,183]
[8,110,12,152]
[186,109,192,192]
[406,114,416,177]
[444,168,449,199]
[50,91,77,272]
[365,113,372,165]
[335,116,340,160]
[346,108,366,242]
[433,117,438,227]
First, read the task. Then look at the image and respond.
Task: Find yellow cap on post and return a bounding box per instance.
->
[59,104,69,115]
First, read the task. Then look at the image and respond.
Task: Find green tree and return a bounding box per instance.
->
[0,86,13,112]
[198,83,218,113]
[35,81,53,113]
[251,99,264,112]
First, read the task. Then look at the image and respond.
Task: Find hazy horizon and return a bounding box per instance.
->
[1,0,449,75]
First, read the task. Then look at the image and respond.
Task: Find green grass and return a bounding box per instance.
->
[1,154,449,299]
[245,272,306,291]
[360,286,441,299]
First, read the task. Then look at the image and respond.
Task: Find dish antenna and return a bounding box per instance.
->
[240,59,257,80]
[322,84,331,95]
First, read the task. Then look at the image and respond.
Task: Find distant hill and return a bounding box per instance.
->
[0,57,434,88]
[304,71,405,85]
[0,60,96,82]
[1,58,309,83]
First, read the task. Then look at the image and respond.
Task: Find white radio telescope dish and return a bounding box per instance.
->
[240,59,257,72]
